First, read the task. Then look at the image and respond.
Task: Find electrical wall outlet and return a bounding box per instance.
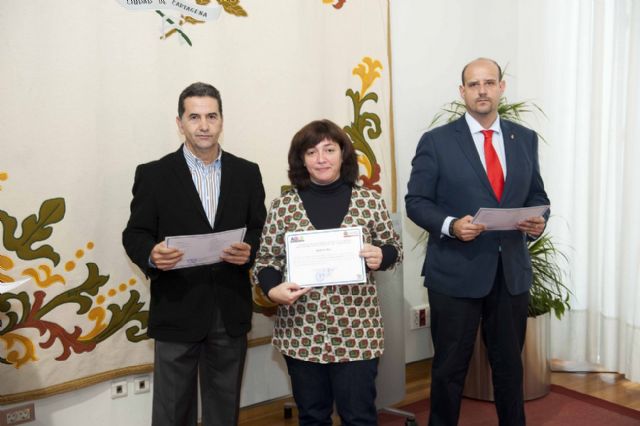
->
[410,305,430,330]
[133,376,151,394]
[111,380,128,399]
[0,403,35,426]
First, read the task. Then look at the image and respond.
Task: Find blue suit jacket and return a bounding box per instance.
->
[405,116,550,298]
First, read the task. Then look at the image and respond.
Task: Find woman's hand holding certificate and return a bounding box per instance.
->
[360,243,383,271]
[267,283,311,305]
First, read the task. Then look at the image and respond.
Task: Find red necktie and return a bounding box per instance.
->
[482,130,504,201]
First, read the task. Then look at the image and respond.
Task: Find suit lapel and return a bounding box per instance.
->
[212,151,232,229]
[454,117,496,199]
[500,120,518,204]
[169,146,212,229]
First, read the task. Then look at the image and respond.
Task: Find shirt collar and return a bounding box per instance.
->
[464,113,501,136]
[182,144,222,170]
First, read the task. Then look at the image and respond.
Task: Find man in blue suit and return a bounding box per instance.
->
[406,58,549,426]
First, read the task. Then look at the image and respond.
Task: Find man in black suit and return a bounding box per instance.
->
[123,82,266,426]
[406,58,550,425]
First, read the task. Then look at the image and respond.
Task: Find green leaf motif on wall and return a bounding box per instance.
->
[0,198,64,266]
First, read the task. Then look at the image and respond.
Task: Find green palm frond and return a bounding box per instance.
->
[429,98,547,143]
[527,233,571,319]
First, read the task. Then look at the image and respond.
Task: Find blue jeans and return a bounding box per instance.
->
[284,356,379,426]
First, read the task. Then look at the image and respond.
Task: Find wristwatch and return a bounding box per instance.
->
[449,218,458,239]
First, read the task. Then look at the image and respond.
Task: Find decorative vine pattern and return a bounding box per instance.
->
[345,57,384,193]
[0,190,148,369]
[22,265,65,288]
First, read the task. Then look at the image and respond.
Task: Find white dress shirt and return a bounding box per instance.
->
[183,144,222,228]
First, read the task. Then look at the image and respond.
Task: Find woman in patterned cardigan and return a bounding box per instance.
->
[252,119,402,426]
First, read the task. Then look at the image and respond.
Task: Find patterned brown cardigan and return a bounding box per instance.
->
[252,186,402,363]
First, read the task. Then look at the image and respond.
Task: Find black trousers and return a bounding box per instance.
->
[151,305,247,426]
[428,259,529,426]
[284,356,379,426]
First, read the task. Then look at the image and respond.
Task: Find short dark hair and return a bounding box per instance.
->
[461,58,503,85]
[178,82,223,118]
[288,119,359,189]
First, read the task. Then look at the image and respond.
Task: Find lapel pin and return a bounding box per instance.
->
[510,133,515,140]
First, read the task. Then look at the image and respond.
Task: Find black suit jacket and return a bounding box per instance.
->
[123,146,266,342]
[406,116,550,298]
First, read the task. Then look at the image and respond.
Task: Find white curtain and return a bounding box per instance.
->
[542,0,640,381]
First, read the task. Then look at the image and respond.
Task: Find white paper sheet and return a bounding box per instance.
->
[165,227,246,270]
[472,205,550,231]
[285,227,366,287]
[0,277,32,294]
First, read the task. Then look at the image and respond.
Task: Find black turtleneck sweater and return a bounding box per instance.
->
[257,178,398,296]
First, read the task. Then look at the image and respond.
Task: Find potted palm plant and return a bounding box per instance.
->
[425,97,571,400]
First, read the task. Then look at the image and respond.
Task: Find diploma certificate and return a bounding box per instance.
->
[285,227,366,287]
[165,227,246,269]
[472,205,550,231]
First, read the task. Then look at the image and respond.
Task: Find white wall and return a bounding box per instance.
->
[0,1,553,423]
